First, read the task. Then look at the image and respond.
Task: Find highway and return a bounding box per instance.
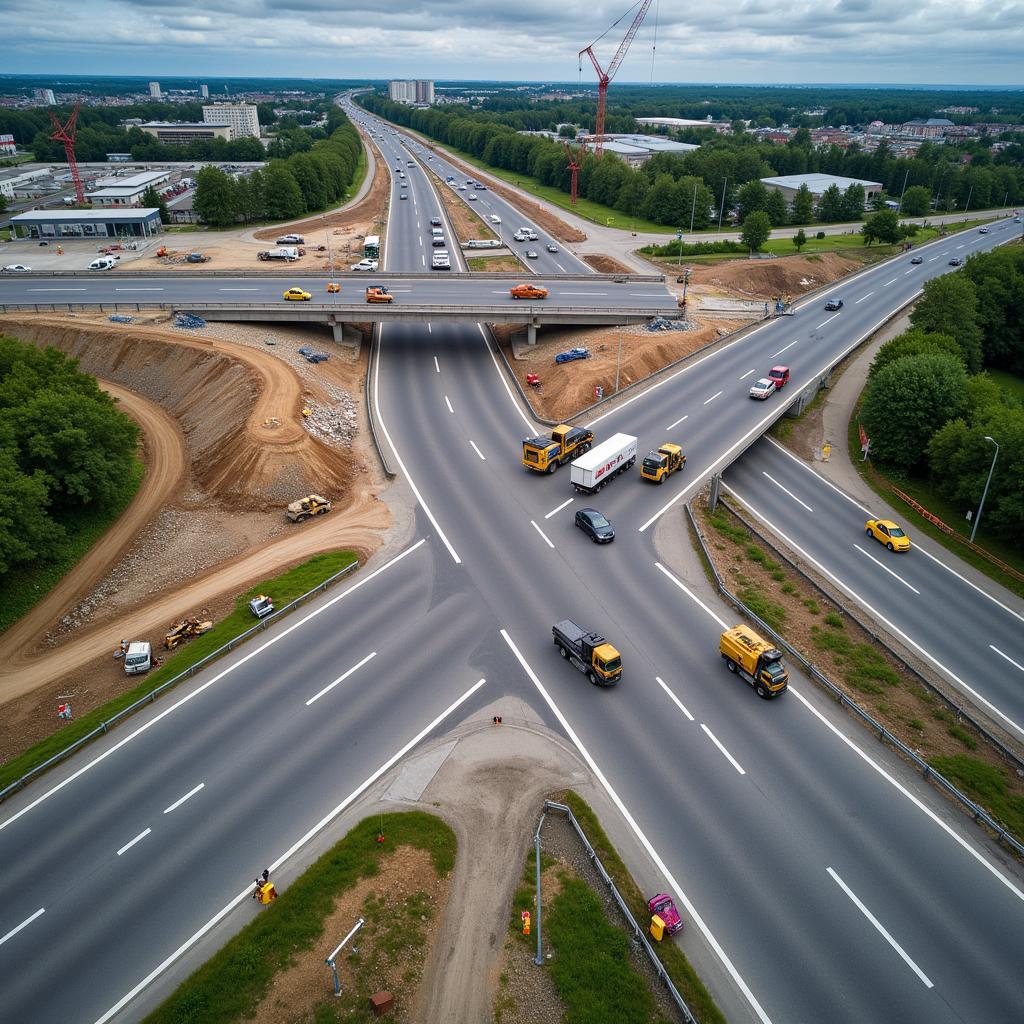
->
[2,104,1023,1024]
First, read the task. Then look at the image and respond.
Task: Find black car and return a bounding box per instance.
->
[910,255,923,264]
[824,298,844,311]
[575,508,615,543]
[949,257,962,266]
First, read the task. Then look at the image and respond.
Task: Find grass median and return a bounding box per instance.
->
[144,811,456,1024]
[0,551,357,794]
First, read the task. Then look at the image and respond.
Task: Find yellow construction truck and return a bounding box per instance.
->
[552,619,622,686]
[522,425,593,474]
[719,625,788,699]
[640,443,686,483]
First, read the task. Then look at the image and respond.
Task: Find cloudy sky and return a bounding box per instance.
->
[5,0,1023,85]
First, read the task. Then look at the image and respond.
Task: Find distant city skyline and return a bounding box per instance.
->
[4,1,1023,86]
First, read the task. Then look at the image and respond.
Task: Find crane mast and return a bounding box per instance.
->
[578,0,654,158]
[49,102,85,204]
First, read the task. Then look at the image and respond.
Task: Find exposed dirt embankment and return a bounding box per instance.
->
[2,317,349,506]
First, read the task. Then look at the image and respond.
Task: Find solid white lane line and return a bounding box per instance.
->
[500,630,771,1024]
[479,324,535,431]
[703,390,722,406]
[701,724,745,775]
[433,355,439,371]
[94,677,487,1024]
[0,538,429,835]
[854,544,920,594]
[771,339,798,357]
[306,651,377,706]
[815,313,840,329]
[739,369,756,380]
[0,908,45,947]
[444,395,453,414]
[655,676,694,721]
[764,437,873,514]
[545,497,574,519]
[912,544,1024,626]
[655,563,729,629]
[530,520,555,548]
[827,868,933,987]
[855,292,874,303]
[117,828,152,856]
[724,483,1024,739]
[666,412,689,430]
[990,645,1024,673]
[883,278,898,286]
[374,329,461,563]
[763,471,813,512]
[469,440,486,461]
[163,783,204,815]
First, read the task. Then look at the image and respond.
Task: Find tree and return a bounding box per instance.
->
[841,183,865,221]
[192,166,238,227]
[792,228,807,252]
[860,353,970,471]
[741,211,772,252]
[900,185,932,217]
[790,183,815,225]
[817,184,844,222]
[862,209,902,245]
[736,180,769,222]
[869,329,964,378]
[910,274,984,373]
[0,449,63,574]
[141,185,169,225]
[765,188,788,226]
[261,164,305,221]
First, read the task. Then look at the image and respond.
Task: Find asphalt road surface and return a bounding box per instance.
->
[2,114,1023,1024]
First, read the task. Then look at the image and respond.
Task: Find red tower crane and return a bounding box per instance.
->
[579,0,654,159]
[563,142,580,205]
[49,102,85,205]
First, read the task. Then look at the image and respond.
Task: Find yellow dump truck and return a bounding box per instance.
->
[719,625,788,699]
[522,424,594,474]
[640,443,686,483]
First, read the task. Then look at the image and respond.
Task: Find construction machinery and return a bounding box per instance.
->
[640,443,686,484]
[719,625,789,699]
[522,424,594,474]
[578,0,654,159]
[552,619,622,686]
[48,102,85,204]
[164,616,214,650]
[287,494,333,522]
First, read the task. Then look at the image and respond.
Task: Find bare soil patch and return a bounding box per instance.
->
[248,846,449,1024]
[582,253,635,275]
[425,169,496,244]
[493,319,732,423]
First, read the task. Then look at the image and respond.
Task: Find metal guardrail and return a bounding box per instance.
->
[0,560,359,805]
[543,801,698,1023]
[685,504,1024,858]
[365,326,395,478]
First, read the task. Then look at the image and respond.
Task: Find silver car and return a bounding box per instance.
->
[749,378,776,400]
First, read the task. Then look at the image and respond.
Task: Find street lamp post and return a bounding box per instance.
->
[717,177,728,232]
[689,183,698,234]
[969,436,999,543]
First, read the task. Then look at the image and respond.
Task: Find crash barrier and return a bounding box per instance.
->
[542,801,698,1023]
[366,328,396,479]
[0,560,359,805]
[888,486,1024,586]
[686,503,1024,858]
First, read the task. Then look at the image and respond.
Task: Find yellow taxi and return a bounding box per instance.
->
[865,519,911,552]
[326,282,341,293]
[283,287,312,301]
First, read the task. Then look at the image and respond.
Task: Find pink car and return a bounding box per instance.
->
[647,893,683,935]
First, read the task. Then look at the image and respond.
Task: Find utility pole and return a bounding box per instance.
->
[897,168,910,211]
[717,177,728,232]
[970,436,999,544]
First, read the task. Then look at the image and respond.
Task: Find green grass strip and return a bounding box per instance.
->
[561,792,726,1024]
[144,811,455,1024]
[0,458,145,635]
[928,754,1024,838]
[0,551,357,794]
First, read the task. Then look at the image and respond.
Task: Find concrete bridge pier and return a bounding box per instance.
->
[330,320,363,350]
[510,322,537,358]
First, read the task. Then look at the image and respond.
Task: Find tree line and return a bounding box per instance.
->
[191,116,361,226]
[859,247,1024,544]
[358,94,1023,230]
[0,337,140,579]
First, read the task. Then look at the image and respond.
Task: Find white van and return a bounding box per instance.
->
[431,227,444,238]
[124,641,152,675]
[89,257,117,271]
[431,251,451,270]
[489,214,501,224]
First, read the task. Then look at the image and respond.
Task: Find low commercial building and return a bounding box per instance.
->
[580,133,700,166]
[10,208,164,240]
[636,116,732,134]
[760,172,883,205]
[139,122,233,145]
[0,134,16,156]
[0,166,52,199]
[86,169,171,207]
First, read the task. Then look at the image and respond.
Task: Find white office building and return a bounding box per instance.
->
[35,88,56,105]
[202,102,260,139]
[149,81,162,99]
[388,80,435,105]
[200,84,209,99]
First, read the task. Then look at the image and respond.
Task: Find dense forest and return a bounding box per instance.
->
[359,94,1024,229]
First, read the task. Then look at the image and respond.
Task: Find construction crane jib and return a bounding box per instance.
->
[578,0,655,159]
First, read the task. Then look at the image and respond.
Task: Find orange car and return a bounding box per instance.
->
[365,286,393,304]
[326,281,341,293]
[510,283,548,300]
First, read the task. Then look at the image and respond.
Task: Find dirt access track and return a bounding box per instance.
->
[0,314,390,721]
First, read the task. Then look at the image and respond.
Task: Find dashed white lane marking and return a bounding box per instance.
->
[703,391,722,406]
[772,339,799,357]
[815,313,841,329]
[854,544,920,594]
[990,645,1024,673]
[433,354,439,371]
[545,498,574,519]
[530,520,555,548]
[0,908,45,948]
[855,292,874,303]
[763,471,813,513]
[117,828,152,857]
[701,724,745,775]
[163,783,204,815]
[306,652,378,706]
[444,395,453,414]
[666,412,689,430]
[739,369,756,380]
[655,676,694,721]
[827,868,933,988]
[469,440,486,461]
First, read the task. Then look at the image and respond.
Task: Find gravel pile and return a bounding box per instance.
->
[646,316,700,332]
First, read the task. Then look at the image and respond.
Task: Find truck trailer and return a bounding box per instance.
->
[552,620,622,686]
[570,433,638,494]
[719,625,788,698]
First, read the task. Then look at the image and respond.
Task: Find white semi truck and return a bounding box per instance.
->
[570,433,638,494]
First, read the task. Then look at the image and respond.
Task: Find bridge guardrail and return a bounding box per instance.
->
[0,269,666,283]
